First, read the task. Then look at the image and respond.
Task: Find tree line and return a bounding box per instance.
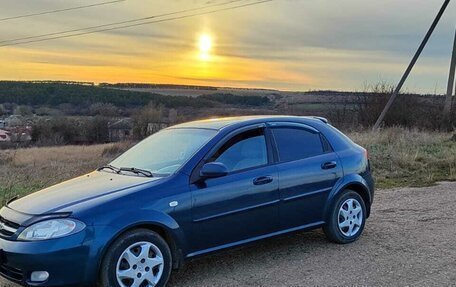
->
[0,81,214,109]
[0,81,272,111]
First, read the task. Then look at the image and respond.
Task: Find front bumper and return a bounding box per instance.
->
[0,229,95,286]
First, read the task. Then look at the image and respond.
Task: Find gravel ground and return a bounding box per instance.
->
[3,182,456,286]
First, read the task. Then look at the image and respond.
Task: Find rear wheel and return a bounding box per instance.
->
[323,190,366,244]
[99,229,172,287]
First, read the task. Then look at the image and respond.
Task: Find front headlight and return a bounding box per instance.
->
[18,219,85,241]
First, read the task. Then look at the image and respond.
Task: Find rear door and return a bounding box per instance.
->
[189,125,279,253]
[269,122,343,229]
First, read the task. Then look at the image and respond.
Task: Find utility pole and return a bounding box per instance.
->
[443,28,456,129]
[372,0,451,130]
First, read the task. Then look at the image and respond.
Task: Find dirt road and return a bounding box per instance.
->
[3,182,456,286]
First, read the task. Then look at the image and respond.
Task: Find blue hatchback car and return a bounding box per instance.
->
[0,116,374,287]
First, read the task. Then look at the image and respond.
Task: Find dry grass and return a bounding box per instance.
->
[0,128,455,203]
[0,144,120,204]
[349,128,456,188]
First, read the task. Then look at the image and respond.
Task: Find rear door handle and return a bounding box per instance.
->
[253,176,274,186]
[321,161,337,170]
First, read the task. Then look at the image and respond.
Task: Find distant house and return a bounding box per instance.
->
[144,109,178,135]
[4,115,24,127]
[6,126,32,142]
[108,119,133,142]
[0,129,11,142]
[147,122,168,135]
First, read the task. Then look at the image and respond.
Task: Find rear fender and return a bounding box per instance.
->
[324,174,372,220]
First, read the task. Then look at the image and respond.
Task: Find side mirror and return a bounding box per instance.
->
[200,162,229,179]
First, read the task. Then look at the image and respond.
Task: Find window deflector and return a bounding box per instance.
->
[266,121,319,134]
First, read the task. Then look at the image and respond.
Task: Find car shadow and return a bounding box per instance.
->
[167,229,330,286]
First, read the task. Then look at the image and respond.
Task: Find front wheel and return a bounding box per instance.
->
[323,190,367,244]
[99,229,172,287]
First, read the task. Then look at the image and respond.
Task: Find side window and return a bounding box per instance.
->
[272,127,324,162]
[209,129,268,172]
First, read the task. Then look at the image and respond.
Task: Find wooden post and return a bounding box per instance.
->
[443,28,456,129]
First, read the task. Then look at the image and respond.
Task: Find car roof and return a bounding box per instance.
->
[169,115,328,130]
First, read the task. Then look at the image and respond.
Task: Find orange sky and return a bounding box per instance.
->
[0,0,455,93]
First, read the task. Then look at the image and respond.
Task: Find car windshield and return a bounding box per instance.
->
[109,128,216,176]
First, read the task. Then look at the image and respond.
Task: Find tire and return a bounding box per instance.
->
[99,229,172,287]
[323,190,367,244]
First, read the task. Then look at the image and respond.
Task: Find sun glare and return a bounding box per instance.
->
[198,34,213,61]
[199,35,212,53]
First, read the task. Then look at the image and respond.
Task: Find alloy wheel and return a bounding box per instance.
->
[116,241,164,287]
[338,198,363,237]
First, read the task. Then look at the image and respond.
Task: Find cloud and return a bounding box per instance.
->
[0,0,454,93]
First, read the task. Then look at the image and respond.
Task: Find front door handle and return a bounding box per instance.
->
[253,176,274,186]
[321,161,337,170]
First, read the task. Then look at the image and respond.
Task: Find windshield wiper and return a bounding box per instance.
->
[98,165,153,177]
[97,164,120,173]
[119,167,154,177]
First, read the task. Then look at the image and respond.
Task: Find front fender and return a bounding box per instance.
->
[90,209,187,281]
[102,208,187,252]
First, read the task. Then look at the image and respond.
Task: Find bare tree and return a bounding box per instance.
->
[132,103,163,139]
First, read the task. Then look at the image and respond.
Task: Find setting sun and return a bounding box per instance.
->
[198,34,212,53]
[198,34,213,61]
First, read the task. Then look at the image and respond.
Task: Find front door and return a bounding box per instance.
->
[189,127,279,253]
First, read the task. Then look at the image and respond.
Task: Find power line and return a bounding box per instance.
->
[0,0,273,47]
[0,0,126,22]
[0,0,245,44]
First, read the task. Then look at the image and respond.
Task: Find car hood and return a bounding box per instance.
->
[7,171,160,216]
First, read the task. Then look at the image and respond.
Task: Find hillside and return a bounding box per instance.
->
[0,81,451,131]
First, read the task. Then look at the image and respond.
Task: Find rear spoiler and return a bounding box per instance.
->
[312,116,329,124]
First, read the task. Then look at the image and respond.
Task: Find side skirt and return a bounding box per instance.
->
[186,221,325,258]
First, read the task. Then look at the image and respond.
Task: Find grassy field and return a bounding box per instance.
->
[0,144,117,204]
[350,128,456,188]
[0,128,455,203]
